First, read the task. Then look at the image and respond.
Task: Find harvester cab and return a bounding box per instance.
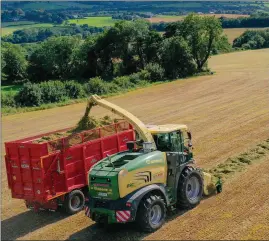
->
[84,95,222,232]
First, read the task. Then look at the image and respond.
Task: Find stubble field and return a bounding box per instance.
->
[2,49,269,240]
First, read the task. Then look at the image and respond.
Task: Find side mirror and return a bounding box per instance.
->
[126,141,135,152]
[187,131,192,140]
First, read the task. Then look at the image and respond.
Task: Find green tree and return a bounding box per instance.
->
[233,29,269,49]
[71,36,98,78]
[166,14,223,71]
[89,20,152,78]
[2,43,27,83]
[212,35,232,54]
[143,30,163,66]
[28,36,82,81]
[159,36,196,79]
[181,14,222,70]
[1,50,7,81]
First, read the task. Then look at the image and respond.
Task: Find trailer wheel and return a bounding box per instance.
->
[64,189,85,215]
[177,166,203,209]
[136,194,166,233]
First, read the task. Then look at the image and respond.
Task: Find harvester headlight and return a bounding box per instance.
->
[119,169,128,177]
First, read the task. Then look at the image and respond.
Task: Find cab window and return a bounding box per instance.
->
[153,133,170,152]
[170,131,182,152]
[153,131,183,152]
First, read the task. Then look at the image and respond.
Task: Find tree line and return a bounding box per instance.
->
[3,1,268,21]
[2,14,230,108]
[152,13,269,32]
[2,1,268,25]
[3,14,269,109]
[221,12,269,28]
[4,13,269,45]
[2,15,226,85]
[1,9,77,24]
[2,25,105,44]
[233,29,269,49]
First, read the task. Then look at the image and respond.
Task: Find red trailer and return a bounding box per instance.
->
[5,121,135,214]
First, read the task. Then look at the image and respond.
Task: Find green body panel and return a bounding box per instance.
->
[89,169,119,200]
[88,150,165,201]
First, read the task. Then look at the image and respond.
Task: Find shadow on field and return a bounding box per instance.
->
[1,210,69,240]
[68,222,147,241]
[68,209,189,240]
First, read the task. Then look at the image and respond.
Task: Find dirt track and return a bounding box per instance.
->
[2,49,269,240]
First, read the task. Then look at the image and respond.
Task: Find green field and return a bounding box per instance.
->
[68,17,116,27]
[1,85,22,94]
[1,17,116,36]
[1,22,53,36]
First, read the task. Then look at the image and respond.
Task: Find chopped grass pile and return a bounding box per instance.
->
[73,105,97,132]
[33,132,69,143]
[73,102,120,132]
[32,102,120,144]
[205,138,269,181]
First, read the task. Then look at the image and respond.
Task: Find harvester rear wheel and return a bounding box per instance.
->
[64,189,85,215]
[136,194,166,233]
[177,166,203,209]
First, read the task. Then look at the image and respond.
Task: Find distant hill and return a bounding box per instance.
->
[2,1,269,15]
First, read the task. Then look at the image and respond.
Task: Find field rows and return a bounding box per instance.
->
[2,49,269,240]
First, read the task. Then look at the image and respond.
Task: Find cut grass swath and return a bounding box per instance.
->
[205,138,269,182]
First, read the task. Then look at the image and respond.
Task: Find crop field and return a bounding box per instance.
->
[2,49,269,240]
[1,22,53,36]
[68,17,116,27]
[223,27,269,43]
[148,14,249,23]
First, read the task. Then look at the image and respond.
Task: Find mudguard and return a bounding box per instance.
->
[127,184,169,219]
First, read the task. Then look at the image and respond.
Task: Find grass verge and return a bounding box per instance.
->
[1,82,155,116]
[1,72,210,116]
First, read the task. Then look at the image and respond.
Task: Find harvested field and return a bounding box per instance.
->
[148,14,249,23]
[145,155,269,240]
[223,27,269,43]
[2,49,269,240]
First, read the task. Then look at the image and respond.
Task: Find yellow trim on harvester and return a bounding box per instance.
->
[146,124,188,134]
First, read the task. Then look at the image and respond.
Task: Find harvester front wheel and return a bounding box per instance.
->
[64,189,85,215]
[178,166,203,209]
[136,194,166,233]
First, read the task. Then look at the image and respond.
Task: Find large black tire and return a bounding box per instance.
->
[64,189,85,215]
[136,194,166,233]
[177,166,203,209]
